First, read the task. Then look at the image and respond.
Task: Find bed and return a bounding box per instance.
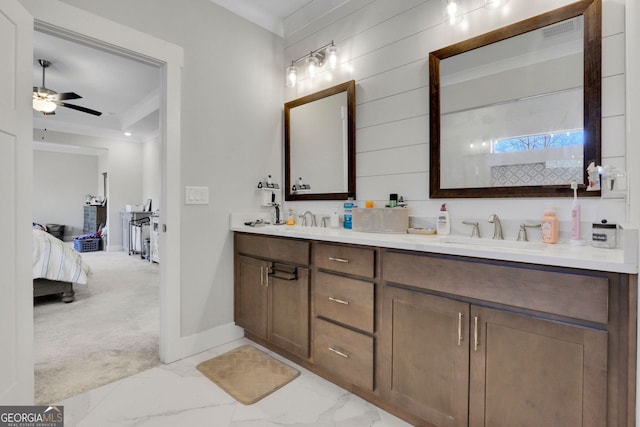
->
[33,229,92,303]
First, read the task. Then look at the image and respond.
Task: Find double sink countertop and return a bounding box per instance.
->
[230,214,638,274]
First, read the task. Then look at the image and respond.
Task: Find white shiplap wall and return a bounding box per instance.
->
[283,0,627,240]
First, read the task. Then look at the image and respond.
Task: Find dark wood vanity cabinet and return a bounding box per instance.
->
[381,249,627,427]
[234,234,310,358]
[233,233,635,427]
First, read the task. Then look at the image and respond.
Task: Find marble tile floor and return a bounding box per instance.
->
[56,337,413,426]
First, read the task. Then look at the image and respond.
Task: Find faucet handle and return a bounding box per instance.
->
[320,216,330,228]
[462,221,480,238]
[298,213,307,227]
[517,223,542,241]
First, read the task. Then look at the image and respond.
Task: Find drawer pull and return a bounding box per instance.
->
[328,346,350,359]
[328,297,349,305]
[328,257,349,263]
[474,316,479,351]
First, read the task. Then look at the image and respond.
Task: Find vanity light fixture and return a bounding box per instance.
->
[442,0,464,26]
[484,0,508,9]
[285,41,337,88]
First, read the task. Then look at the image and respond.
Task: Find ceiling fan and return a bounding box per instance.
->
[32,59,102,116]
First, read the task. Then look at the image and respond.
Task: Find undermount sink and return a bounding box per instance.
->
[438,236,547,252]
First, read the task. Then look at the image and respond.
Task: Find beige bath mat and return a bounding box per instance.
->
[196,345,299,404]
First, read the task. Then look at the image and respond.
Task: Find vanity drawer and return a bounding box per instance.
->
[235,233,310,266]
[382,250,609,324]
[314,271,374,333]
[313,318,373,390]
[314,243,375,278]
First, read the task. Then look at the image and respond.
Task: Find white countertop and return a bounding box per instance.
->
[230,214,638,274]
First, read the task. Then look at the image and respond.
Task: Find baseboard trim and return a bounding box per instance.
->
[165,322,244,363]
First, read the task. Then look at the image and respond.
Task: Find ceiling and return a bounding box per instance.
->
[33,30,160,143]
[32,0,328,144]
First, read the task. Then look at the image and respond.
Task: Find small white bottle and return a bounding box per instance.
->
[436,203,450,235]
[330,211,339,228]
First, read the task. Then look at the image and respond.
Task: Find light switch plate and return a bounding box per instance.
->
[185,186,209,205]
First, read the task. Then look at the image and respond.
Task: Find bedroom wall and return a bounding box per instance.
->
[32,149,98,239]
[142,136,161,214]
[32,131,144,251]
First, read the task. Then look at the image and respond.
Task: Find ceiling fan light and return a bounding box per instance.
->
[33,98,57,113]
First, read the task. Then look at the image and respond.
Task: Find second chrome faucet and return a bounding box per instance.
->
[488,214,503,239]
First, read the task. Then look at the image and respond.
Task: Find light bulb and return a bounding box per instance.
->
[286,65,297,87]
[307,54,319,78]
[327,45,338,70]
[484,0,507,9]
[443,0,463,26]
[33,98,57,113]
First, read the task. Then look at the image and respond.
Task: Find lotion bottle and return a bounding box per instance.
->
[541,204,559,243]
[436,203,451,235]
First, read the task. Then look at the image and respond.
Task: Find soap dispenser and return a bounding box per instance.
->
[285,209,296,226]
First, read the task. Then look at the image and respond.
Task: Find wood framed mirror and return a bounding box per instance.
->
[285,80,356,201]
[429,0,601,198]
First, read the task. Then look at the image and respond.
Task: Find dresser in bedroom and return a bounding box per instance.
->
[83,205,106,233]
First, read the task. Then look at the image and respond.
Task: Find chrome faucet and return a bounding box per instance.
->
[462,221,480,238]
[517,223,542,241]
[271,203,281,224]
[488,214,503,239]
[298,210,316,227]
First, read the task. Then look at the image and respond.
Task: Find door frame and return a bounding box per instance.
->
[27,1,184,363]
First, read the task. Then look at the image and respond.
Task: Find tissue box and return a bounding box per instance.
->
[352,208,409,233]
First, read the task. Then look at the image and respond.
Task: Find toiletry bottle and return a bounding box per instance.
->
[343,196,354,229]
[541,204,559,243]
[436,203,450,235]
[570,181,581,241]
[330,211,340,228]
[285,209,296,226]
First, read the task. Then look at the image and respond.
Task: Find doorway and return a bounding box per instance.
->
[30,6,184,370]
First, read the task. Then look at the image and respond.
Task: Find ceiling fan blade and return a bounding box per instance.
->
[57,102,103,116]
[49,92,81,101]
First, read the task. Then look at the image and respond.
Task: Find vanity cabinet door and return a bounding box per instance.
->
[269,267,310,358]
[380,285,470,427]
[469,306,608,427]
[235,255,269,340]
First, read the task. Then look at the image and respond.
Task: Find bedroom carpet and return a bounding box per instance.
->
[33,249,160,405]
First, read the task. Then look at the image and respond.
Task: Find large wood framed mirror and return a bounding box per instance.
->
[285,80,356,201]
[429,0,601,198]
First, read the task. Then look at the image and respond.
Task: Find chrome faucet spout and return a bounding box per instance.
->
[488,214,504,240]
[298,210,316,227]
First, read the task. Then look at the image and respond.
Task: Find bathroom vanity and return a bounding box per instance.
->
[232,222,636,427]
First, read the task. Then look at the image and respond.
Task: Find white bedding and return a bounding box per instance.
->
[33,229,92,284]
